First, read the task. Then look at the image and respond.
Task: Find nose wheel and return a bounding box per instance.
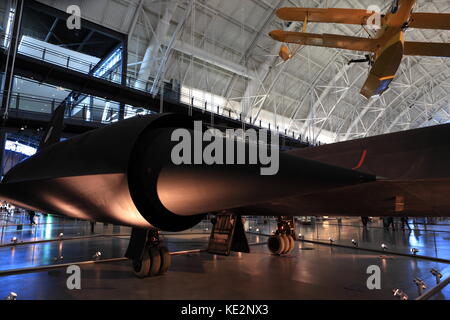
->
[132,246,171,278]
[126,228,172,278]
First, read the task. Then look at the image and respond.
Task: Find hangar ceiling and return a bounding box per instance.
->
[37,0,449,143]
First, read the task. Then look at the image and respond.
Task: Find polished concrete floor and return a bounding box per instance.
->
[1,242,449,300]
[0,214,449,300]
[248,217,450,261]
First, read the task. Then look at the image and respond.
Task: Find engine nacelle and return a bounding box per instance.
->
[0,114,205,232]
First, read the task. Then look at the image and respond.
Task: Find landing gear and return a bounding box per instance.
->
[348,55,373,66]
[126,228,171,278]
[267,216,296,255]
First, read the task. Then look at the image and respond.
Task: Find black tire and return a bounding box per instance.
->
[148,247,161,276]
[287,235,295,253]
[158,246,171,275]
[280,234,289,254]
[132,250,150,278]
[267,235,284,255]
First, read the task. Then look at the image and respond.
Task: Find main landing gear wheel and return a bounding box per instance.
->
[268,235,284,255]
[132,250,151,278]
[287,235,295,252]
[280,234,289,254]
[148,247,161,276]
[158,246,171,275]
[132,246,170,278]
[267,235,295,255]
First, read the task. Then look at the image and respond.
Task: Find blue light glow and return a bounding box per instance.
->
[5,140,37,156]
[93,47,122,78]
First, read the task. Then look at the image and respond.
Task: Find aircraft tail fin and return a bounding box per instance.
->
[38,104,66,150]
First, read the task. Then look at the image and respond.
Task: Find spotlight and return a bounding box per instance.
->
[392,289,408,300]
[431,269,442,284]
[58,233,64,238]
[11,237,17,244]
[381,243,388,250]
[4,292,17,300]
[410,248,419,255]
[351,239,358,246]
[93,251,102,260]
[255,228,260,232]
[54,256,64,262]
[413,278,427,296]
[329,237,335,243]
[298,233,304,240]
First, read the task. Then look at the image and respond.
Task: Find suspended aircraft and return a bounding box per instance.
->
[269,0,450,98]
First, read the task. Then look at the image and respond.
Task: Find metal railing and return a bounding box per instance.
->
[1,33,309,144]
[0,91,153,125]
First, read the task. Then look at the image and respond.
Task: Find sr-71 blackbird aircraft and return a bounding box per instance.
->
[269,0,450,98]
[0,111,449,277]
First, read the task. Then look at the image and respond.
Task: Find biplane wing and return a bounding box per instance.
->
[404,42,450,57]
[269,30,378,52]
[276,8,450,31]
[410,13,450,30]
[276,7,374,25]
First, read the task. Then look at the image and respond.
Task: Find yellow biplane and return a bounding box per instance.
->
[269,0,450,98]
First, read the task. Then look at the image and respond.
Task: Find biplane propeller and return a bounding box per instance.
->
[269,0,450,98]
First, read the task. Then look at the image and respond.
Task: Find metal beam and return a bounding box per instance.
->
[128,0,145,37]
[170,40,253,79]
[150,0,194,95]
[362,65,450,137]
[136,0,179,90]
[241,18,299,120]
[223,0,287,100]
[77,30,95,52]
[44,17,59,42]
[300,61,350,137]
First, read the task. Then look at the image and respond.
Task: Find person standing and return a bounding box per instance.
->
[401,216,411,230]
[387,216,395,231]
[27,209,36,225]
[361,216,369,228]
[90,221,96,233]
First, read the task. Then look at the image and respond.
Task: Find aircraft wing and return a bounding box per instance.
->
[236,179,450,217]
[404,42,450,57]
[276,7,374,25]
[410,13,450,30]
[269,30,378,52]
[237,123,450,217]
